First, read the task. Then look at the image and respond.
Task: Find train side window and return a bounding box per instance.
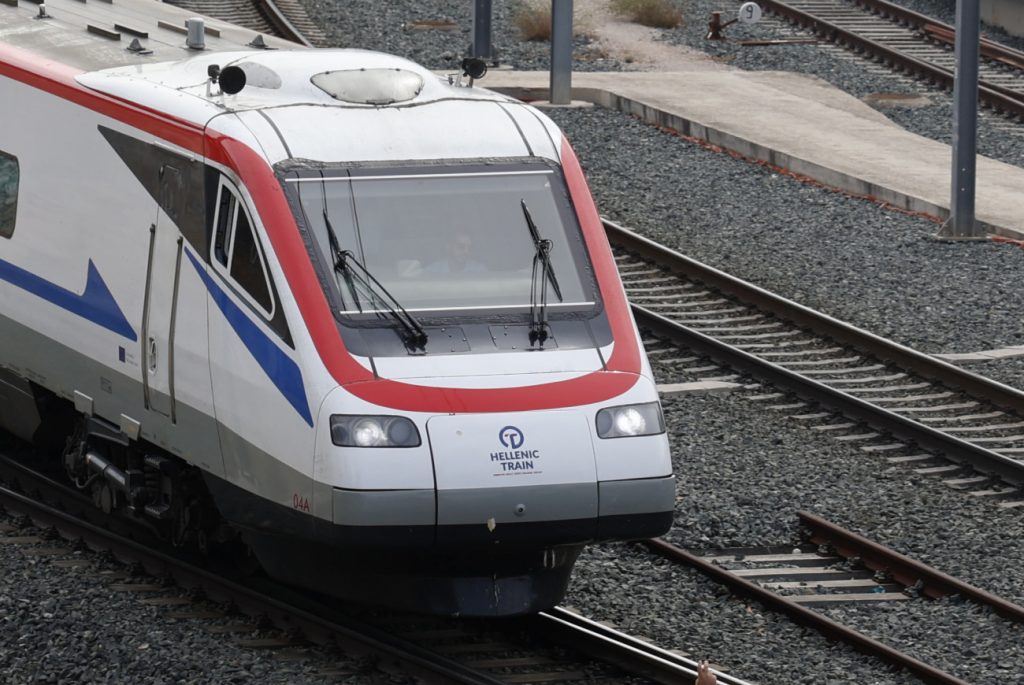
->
[211,178,275,317]
[213,184,236,266]
[0,151,19,239]
[229,208,273,313]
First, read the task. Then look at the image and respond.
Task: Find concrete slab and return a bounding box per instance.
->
[530,100,596,109]
[934,346,1024,361]
[483,71,1024,239]
[657,381,742,396]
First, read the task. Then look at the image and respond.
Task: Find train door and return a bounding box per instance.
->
[205,175,314,519]
[142,163,185,420]
[97,125,222,472]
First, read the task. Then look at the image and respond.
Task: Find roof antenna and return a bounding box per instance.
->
[34,4,50,19]
[126,38,152,55]
[248,34,275,50]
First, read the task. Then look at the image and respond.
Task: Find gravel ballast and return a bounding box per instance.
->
[565,389,1024,685]
[296,0,623,71]
[0,517,387,684]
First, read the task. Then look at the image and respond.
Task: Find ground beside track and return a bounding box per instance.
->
[0,522,383,684]
[566,390,1024,685]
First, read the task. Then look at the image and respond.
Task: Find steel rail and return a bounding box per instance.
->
[253,0,313,47]
[632,302,1024,485]
[533,607,754,685]
[756,0,1024,118]
[604,220,1024,485]
[642,538,970,685]
[850,0,1024,67]
[798,510,1024,623]
[921,23,1024,71]
[0,483,505,685]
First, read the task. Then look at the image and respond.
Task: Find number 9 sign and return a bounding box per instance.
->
[738,2,762,24]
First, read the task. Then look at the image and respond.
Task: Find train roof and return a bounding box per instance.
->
[2,0,563,163]
[0,0,298,70]
[78,48,515,111]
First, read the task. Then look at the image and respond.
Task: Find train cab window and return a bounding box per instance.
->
[289,163,596,318]
[213,186,235,267]
[230,209,273,312]
[0,151,19,239]
[211,180,274,316]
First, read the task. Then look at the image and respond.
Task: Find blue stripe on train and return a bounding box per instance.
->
[184,249,313,427]
[0,257,137,341]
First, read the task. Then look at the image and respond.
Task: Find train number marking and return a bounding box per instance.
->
[292,494,310,512]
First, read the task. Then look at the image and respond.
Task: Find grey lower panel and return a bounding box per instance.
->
[0,310,223,473]
[0,313,326,520]
[332,487,435,526]
[598,475,675,516]
[217,421,315,511]
[437,482,597,526]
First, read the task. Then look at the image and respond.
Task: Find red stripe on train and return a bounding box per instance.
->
[2,45,642,412]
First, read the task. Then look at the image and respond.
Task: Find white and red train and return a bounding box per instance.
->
[0,0,674,615]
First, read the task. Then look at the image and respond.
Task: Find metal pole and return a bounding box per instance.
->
[550,0,573,104]
[472,0,492,61]
[944,0,981,238]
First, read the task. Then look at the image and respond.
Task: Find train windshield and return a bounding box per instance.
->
[286,161,597,318]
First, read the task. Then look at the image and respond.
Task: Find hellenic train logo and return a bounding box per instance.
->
[491,425,540,475]
[499,425,524,450]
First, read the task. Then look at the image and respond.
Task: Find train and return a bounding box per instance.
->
[0,0,675,615]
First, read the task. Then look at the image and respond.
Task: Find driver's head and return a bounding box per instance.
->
[448,232,473,270]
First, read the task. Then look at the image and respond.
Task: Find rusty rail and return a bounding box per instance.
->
[799,511,1024,623]
[643,538,970,685]
[851,0,1024,70]
[756,0,1024,118]
[922,23,1024,71]
[254,0,313,47]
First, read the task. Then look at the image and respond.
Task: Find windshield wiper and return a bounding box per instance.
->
[521,200,563,348]
[323,209,362,313]
[337,250,427,351]
[322,209,427,351]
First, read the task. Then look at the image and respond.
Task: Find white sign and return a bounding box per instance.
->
[738,2,763,24]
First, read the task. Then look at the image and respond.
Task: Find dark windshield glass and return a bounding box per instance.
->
[288,162,595,317]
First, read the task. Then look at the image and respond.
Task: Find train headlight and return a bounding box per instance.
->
[330,415,421,448]
[353,419,385,446]
[595,402,665,439]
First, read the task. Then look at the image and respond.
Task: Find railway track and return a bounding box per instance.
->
[0,444,743,685]
[0,465,500,684]
[757,0,1024,118]
[644,510,1024,685]
[364,605,753,685]
[604,219,1024,502]
[165,0,327,46]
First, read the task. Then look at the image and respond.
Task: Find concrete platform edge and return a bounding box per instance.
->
[492,85,1015,240]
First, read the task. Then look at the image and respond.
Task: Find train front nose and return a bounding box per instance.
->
[427,411,600,547]
[296,385,674,616]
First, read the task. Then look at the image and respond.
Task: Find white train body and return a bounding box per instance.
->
[0,0,674,614]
